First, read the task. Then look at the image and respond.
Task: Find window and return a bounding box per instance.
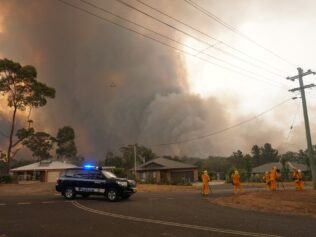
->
[64,169,76,177]
[74,170,90,179]
[102,171,117,179]
[88,171,105,180]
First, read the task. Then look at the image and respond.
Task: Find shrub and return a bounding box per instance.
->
[0,175,13,184]
[112,168,126,178]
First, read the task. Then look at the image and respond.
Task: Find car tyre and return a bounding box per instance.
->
[63,187,76,200]
[106,188,118,202]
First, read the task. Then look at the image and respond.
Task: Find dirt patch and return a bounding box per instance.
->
[211,190,316,218]
[0,183,56,196]
[137,184,197,192]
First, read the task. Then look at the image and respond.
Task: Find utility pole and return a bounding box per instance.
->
[287,68,316,189]
[134,144,137,178]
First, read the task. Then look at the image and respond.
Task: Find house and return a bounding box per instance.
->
[10,160,78,183]
[252,162,308,174]
[135,158,198,184]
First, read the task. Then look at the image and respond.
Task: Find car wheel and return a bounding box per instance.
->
[63,187,76,199]
[106,188,118,202]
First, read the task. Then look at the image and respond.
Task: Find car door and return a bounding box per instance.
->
[88,170,107,194]
[73,170,93,193]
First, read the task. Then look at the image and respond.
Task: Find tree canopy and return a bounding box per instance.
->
[22,131,55,161]
[56,126,78,160]
[0,58,55,172]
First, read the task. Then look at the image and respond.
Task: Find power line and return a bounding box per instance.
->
[184,0,297,67]
[285,100,301,141]
[79,0,203,52]
[58,0,288,90]
[81,0,287,88]
[150,97,294,146]
[135,0,286,77]
[114,0,288,85]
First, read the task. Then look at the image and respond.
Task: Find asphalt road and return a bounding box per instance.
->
[0,190,314,237]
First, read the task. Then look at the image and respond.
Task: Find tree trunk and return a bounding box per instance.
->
[6,106,17,174]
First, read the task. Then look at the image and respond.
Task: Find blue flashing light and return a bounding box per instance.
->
[83,164,95,169]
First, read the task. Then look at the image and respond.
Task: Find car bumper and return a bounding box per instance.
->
[55,184,63,193]
[122,187,137,194]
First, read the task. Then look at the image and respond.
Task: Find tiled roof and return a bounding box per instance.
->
[252,162,308,173]
[10,160,78,172]
[136,158,196,171]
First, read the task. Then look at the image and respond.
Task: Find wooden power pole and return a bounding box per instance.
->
[287,68,316,189]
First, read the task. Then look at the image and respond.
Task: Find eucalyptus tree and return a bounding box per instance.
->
[56,126,77,160]
[0,58,55,172]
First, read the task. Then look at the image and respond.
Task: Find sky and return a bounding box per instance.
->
[0,0,316,160]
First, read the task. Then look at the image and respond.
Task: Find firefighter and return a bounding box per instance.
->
[263,171,271,190]
[201,170,210,196]
[292,169,304,191]
[231,170,244,194]
[269,166,279,191]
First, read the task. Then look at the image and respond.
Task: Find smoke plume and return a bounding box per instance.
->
[0,0,312,159]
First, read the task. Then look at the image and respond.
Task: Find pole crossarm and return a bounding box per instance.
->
[289,83,316,92]
[287,69,316,81]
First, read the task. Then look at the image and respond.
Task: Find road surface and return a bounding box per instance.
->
[0,191,314,237]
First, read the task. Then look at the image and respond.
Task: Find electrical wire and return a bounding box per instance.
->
[184,0,297,67]
[149,97,294,146]
[114,0,288,86]
[135,0,286,77]
[58,0,288,90]
[82,0,287,88]
[57,1,296,147]
[285,100,300,141]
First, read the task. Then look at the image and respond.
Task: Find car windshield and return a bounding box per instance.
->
[102,170,117,178]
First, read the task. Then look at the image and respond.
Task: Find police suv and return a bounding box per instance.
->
[55,166,137,201]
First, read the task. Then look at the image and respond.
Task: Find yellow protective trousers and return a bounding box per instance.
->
[202,183,209,195]
[270,180,277,191]
[233,183,244,194]
[295,180,304,190]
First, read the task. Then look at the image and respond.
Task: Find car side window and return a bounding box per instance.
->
[65,169,76,177]
[60,171,66,177]
[74,170,90,179]
[88,171,105,180]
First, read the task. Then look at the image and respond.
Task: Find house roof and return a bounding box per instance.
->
[136,158,197,171]
[10,160,78,172]
[252,162,308,173]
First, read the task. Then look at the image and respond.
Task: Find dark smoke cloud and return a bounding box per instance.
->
[0,0,310,159]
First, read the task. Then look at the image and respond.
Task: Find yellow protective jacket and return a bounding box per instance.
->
[231,174,240,185]
[270,170,278,181]
[293,171,303,181]
[202,173,210,184]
